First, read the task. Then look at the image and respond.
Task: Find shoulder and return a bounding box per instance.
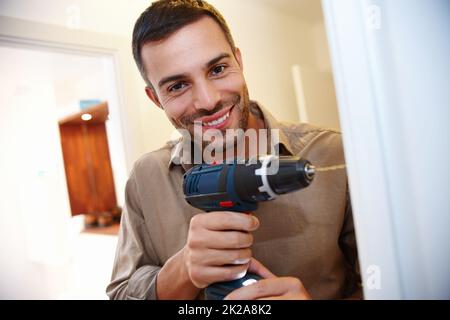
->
[129,142,174,182]
[279,121,344,159]
[279,121,341,140]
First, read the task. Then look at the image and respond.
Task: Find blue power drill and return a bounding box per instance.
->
[182,155,316,300]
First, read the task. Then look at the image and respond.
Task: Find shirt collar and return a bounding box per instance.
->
[168,101,294,171]
[258,102,295,156]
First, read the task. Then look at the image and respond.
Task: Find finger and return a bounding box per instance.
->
[247,258,276,279]
[191,211,259,232]
[224,278,287,300]
[225,277,310,300]
[191,248,252,266]
[257,295,310,300]
[189,229,254,250]
[257,289,312,300]
[189,264,250,288]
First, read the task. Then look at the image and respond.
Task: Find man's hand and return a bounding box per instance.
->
[224,258,311,300]
[183,211,259,289]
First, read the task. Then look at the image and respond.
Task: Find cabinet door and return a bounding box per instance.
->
[59,122,117,215]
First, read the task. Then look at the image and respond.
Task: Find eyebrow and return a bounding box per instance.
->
[157,53,231,88]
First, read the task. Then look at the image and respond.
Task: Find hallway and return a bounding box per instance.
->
[59,218,118,300]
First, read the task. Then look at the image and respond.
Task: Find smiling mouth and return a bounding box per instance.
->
[203,110,230,127]
[197,105,234,128]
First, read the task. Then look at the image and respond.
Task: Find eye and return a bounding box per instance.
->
[168,82,188,92]
[211,64,226,76]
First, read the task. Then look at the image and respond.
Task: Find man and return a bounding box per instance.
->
[107,0,361,300]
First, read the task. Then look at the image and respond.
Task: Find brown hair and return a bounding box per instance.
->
[132,0,236,88]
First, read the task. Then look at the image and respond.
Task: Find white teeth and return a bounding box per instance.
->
[204,111,230,127]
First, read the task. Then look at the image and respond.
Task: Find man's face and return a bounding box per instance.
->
[141,16,250,149]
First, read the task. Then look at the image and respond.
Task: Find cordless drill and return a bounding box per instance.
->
[182,155,316,300]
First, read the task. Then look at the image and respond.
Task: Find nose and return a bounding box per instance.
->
[192,80,220,111]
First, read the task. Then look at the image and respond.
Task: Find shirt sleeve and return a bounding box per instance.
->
[106,168,161,300]
[338,184,364,299]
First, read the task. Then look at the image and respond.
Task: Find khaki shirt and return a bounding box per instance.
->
[106,103,362,300]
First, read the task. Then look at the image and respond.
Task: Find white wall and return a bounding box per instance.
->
[0,46,73,298]
[323,0,450,299]
[0,45,129,298]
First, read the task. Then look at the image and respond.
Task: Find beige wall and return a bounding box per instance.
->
[138,0,341,152]
[0,0,340,159]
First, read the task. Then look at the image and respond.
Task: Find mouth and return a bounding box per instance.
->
[196,105,234,130]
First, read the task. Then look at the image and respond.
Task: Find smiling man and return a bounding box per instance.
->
[140,5,264,160]
[106,0,362,300]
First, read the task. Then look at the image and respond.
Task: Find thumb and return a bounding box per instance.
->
[248,257,276,279]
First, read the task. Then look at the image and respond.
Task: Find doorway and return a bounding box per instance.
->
[0,43,126,298]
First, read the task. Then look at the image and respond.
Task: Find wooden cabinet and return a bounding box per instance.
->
[59,102,117,216]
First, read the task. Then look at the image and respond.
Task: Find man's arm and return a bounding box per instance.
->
[156,211,259,299]
[106,169,166,299]
[107,164,206,299]
[154,247,199,299]
[106,207,200,300]
[107,167,259,299]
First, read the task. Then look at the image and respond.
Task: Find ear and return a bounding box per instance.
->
[145,86,163,109]
[234,47,244,71]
